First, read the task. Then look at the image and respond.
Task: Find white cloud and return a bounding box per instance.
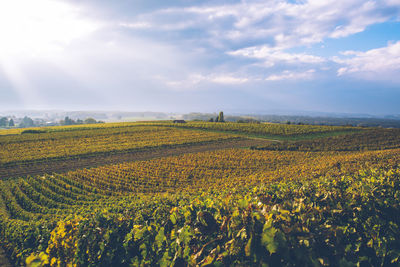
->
[119,22,152,29]
[115,0,400,85]
[265,69,316,81]
[210,75,249,84]
[164,73,250,90]
[328,1,388,38]
[121,0,400,50]
[333,41,400,80]
[229,46,325,66]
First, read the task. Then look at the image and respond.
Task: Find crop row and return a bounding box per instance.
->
[2,147,400,221]
[1,147,400,265]
[0,148,399,216]
[55,147,400,194]
[161,121,359,137]
[0,120,360,141]
[254,128,400,152]
[2,166,400,266]
[0,121,161,136]
[0,126,238,164]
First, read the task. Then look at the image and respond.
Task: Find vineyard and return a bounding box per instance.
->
[254,128,400,152]
[0,126,239,164]
[158,121,360,139]
[0,122,400,266]
[0,139,271,180]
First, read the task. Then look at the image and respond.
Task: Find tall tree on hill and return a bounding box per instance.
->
[218,111,225,122]
[8,119,14,127]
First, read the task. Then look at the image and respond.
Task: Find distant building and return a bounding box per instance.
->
[173,120,186,123]
[46,121,58,126]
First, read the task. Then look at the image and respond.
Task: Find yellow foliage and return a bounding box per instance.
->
[26,252,49,267]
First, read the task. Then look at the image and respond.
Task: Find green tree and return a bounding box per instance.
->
[62,116,75,125]
[9,119,14,127]
[218,111,225,122]
[20,116,34,127]
[0,117,8,127]
[84,118,97,124]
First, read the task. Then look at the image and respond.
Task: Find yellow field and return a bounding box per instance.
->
[0,126,238,164]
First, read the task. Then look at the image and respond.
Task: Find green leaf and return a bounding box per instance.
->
[261,225,278,254]
[155,227,166,249]
[261,221,286,255]
[170,213,177,225]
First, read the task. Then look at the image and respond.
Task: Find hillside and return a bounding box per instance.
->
[0,122,399,266]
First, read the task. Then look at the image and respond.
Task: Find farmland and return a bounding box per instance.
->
[0,122,400,266]
[0,125,240,164]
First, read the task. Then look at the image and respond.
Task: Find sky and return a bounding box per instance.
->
[0,0,400,115]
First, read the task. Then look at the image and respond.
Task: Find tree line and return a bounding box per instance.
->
[208,111,225,122]
[60,116,104,126]
[0,117,14,127]
[0,116,104,128]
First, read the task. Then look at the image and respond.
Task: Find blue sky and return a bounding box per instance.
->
[0,0,399,115]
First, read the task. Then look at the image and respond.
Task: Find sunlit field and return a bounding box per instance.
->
[1,122,400,266]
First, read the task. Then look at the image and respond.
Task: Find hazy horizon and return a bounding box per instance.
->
[1,0,400,115]
[1,108,400,120]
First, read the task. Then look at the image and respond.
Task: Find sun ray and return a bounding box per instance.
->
[0,0,99,108]
[0,0,98,59]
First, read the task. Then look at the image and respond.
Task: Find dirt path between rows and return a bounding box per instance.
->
[0,138,271,180]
